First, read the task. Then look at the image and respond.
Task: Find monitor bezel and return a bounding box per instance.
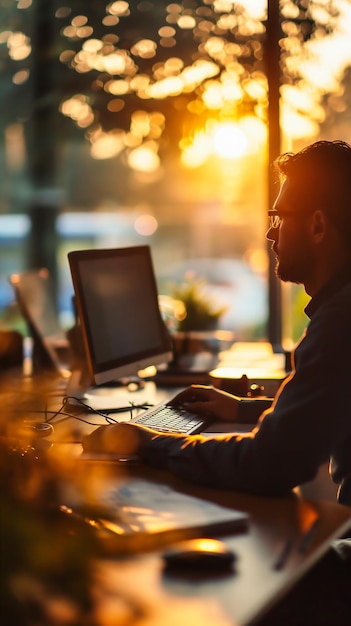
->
[68,245,173,388]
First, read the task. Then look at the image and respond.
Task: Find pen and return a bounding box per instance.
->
[273,538,294,570]
[299,517,320,554]
[273,516,321,570]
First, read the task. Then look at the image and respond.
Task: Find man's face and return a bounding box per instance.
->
[266,179,314,285]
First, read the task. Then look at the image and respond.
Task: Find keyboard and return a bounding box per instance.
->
[132,403,210,434]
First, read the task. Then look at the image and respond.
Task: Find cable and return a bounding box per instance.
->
[38,395,155,428]
[9,392,155,429]
[63,395,153,417]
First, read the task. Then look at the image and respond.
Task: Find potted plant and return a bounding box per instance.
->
[170,272,228,332]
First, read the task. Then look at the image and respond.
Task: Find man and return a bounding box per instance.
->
[83,140,351,504]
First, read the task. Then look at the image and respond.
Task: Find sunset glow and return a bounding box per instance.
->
[54,1,351,162]
[4,2,351,163]
[212,122,248,158]
[180,117,265,167]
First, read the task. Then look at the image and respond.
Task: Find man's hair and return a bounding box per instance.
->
[274,140,351,247]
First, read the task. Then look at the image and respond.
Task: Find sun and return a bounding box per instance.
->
[180,119,252,167]
[212,122,248,158]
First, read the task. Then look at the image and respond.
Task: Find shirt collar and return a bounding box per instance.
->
[305,261,351,319]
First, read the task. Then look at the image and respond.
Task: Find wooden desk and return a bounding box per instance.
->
[1,373,351,626]
[88,500,350,626]
[47,442,351,626]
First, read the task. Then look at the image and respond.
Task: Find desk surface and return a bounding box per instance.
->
[2,373,351,626]
[47,443,351,626]
[97,499,349,626]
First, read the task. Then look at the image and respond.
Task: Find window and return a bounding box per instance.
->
[1,2,350,348]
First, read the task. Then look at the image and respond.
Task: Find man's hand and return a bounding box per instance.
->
[169,384,241,422]
[82,422,152,455]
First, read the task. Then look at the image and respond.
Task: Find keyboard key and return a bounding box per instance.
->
[133,404,208,434]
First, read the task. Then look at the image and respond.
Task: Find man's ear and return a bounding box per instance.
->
[310,209,327,243]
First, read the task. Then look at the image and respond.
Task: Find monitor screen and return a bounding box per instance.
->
[68,246,173,392]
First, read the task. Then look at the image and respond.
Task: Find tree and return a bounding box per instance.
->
[0,0,344,286]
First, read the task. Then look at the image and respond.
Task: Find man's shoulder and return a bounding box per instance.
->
[303,281,351,347]
[317,280,351,315]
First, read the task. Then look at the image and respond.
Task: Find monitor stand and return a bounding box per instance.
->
[65,365,92,399]
[66,364,149,411]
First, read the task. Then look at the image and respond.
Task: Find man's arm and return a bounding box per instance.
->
[169,384,273,423]
[140,299,351,495]
[83,294,351,496]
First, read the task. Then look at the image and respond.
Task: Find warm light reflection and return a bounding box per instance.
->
[7,31,31,60]
[105,79,130,95]
[90,132,125,159]
[212,122,247,158]
[56,1,351,159]
[60,94,94,127]
[180,117,263,168]
[54,1,270,158]
[246,248,269,275]
[12,69,29,84]
[177,15,196,29]
[281,105,319,140]
[131,39,157,58]
[239,0,266,20]
[127,145,160,172]
[3,0,351,169]
[17,0,32,8]
[82,38,103,53]
[5,123,26,170]
[107,98,125,112]
[240,115,267,146]
[134,214,158,236]
[108,1,130,17]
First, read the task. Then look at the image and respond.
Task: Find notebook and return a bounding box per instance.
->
[60,476,249,553]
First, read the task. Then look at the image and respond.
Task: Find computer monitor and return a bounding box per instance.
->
[67,245,173,398]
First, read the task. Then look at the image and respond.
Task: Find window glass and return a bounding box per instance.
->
[0,2,271,340]
[2,1,350,346]
[54,141,269,338]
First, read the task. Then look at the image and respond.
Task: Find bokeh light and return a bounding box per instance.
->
[127,145,160,172]
[134,214,158,236]
[3,1,351,173]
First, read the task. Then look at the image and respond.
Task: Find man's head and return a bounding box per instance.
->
[267,140,351,293]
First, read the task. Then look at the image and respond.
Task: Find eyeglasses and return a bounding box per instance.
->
[267,209,301,229]
[268,210,283,229]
